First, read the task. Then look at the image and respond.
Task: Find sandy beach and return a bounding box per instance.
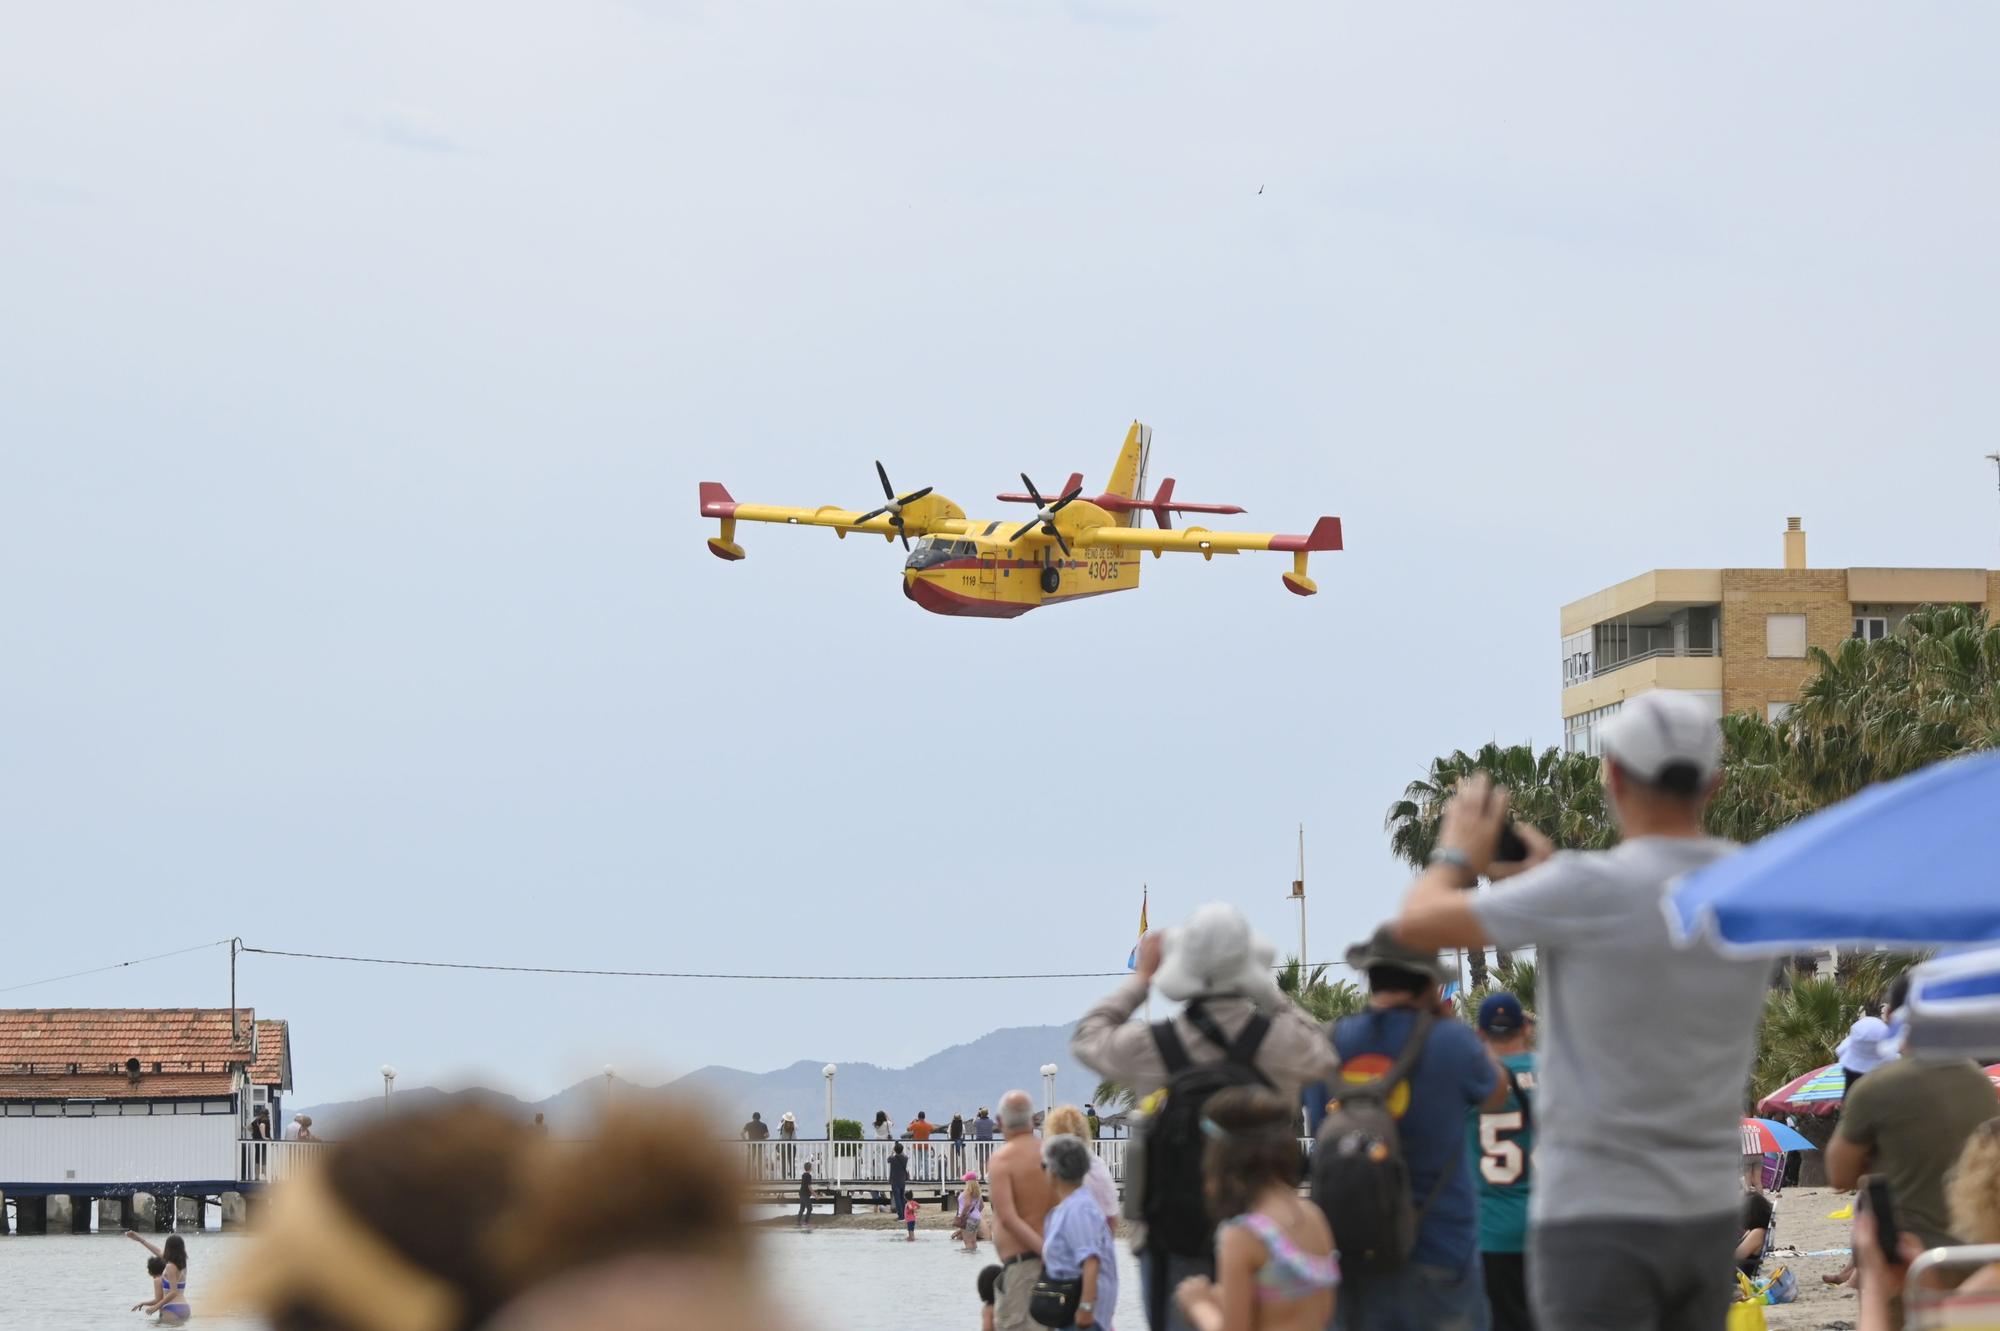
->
[767,1188,1865,1326]
[1739,1187,1860,1331]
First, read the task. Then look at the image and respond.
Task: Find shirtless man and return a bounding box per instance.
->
[987,1089,1055,1331]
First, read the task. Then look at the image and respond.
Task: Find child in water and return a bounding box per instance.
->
[977,1263,1003,1331]
[904,1196,920,1241]
[125,1231,191,1324]
[133,1257,165,1315]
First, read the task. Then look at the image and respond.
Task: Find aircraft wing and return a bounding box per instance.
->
[1071,515,1343,596]
[1075,516,1342,558]
[700,482,968,559]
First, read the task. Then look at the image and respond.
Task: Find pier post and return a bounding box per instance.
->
[833,1191,853,1216]
[219,1192,247,1230]
[176,1195,204,1230]
[99,1196,127,1232]
[0,1190,8,1235]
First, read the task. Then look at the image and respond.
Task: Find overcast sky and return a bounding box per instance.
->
[5,3,1998,1108]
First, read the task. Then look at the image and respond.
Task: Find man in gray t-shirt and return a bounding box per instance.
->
[1387,692,1771,1331]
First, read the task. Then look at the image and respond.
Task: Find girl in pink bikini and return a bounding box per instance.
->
[1174,1088,1339,1331]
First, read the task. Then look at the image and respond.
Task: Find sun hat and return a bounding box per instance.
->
[1154,903,1283,1007]
[1478,992,1527,1036]
[780,1112,795,1123]
[1344,923,1447,986]
[962,1171,978,1181]
[1600,691,1723,787]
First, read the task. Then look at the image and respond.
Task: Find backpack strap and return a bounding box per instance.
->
[1152,1020,1193,1076]
[1229,1013,1274,1077]
[1182,1002,1275,1087]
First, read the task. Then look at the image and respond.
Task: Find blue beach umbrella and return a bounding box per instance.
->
[1668,751,2000,954]
[1741,1117,1817,1154]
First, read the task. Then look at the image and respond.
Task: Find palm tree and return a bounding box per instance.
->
[1091,1078,1135,1119]
[1278,955,1366,1023]
[1753,975,1857,1099]
[1385,744,1614,983]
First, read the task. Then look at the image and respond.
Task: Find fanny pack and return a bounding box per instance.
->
[1029,1275,1083,1327]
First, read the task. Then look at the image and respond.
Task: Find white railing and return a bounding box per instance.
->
[238,1135,1318,1190]
[238,1139,334,1184]
[734,1137,1140,1185]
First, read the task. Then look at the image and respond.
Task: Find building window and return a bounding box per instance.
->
[1765,614,1808,658]
[1767,702,1794,723]
[1564,701,1623,756]
[1561,630,1593,687]
[1853,616,1888,642]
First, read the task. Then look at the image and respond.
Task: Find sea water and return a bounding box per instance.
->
[0,1228,1145,1330]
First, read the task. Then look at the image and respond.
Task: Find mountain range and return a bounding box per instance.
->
[294,1024,1084,1138]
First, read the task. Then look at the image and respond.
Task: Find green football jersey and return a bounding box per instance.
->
[1469,1051,1536,1254]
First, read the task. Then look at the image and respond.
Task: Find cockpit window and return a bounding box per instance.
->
[904,538,978,571]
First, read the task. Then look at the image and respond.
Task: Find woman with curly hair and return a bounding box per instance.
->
[1174,1086,1337,1331]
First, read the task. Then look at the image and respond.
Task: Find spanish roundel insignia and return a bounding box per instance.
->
[1337,1054,1411,1118]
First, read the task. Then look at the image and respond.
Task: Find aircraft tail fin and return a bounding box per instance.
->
[1104,421,1152,503]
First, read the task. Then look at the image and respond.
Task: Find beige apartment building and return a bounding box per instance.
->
[1560,519,2000,755]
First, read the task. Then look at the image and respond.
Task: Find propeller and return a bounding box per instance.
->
[850,461,934,549]
[1009,473,1083,556]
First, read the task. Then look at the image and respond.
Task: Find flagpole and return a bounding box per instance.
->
[1141,885,1151,1023]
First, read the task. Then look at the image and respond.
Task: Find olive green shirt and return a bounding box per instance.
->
[1836,1058,2000,1249]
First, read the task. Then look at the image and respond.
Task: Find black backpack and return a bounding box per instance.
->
[1308,1008,1450,1277]
[1140,1002,1273,1258]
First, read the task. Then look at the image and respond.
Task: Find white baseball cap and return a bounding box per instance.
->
[1600,692,1723,787]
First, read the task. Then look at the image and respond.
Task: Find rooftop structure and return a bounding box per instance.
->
[0,1008,293,1202]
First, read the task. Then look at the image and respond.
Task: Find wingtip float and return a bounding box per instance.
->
[698,421,1342,618]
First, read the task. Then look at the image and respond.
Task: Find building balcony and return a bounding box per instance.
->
[1562,652,1724,719]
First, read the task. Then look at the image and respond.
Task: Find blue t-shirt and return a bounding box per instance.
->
[1043,1190,1119,1330]
[1305,1007,1495,1273]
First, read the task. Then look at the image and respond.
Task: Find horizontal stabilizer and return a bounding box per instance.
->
[995,473,1084,506]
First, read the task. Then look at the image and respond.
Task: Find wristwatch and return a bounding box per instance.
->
[1077,1302,1095,1314]
[1427,847,1475,873]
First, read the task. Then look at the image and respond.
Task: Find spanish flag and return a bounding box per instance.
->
[1125,887,1149,970]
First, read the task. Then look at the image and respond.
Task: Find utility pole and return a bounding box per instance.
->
[229,939,239,1041]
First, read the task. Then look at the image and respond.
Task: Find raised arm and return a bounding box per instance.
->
[124,1230,164,1259]
[1071,936,1165,1086]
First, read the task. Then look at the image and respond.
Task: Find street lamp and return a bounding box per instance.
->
[823,1064,837,1140]
[1039,1063,1058,1119]
[380,1065,396,1105]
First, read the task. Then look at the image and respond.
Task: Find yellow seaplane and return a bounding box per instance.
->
[699,422,1342,618]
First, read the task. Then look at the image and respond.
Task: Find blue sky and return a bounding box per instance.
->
[5,2,1998,1106]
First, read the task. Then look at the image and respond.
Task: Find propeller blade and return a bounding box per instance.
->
[1051,528,1071,557]
[1019,473,1045,508]
[898,486,934,505]
[875,460,896,501]
[852,506,888,526]
[1010,519,1039,543]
